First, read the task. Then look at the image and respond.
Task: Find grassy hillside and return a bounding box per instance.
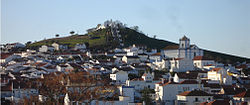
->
[28,29,109,48]
[203,50,250,64]
[28,27,249,64]
[120,28,176,50]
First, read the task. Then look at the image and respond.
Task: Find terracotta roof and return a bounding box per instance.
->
[151,52,161,56]
[204,64,214,66]
[178,90,211,96]
[0,53,13,59]
[173,58,184,60]
[203,100,230,105]
[234,90,250,97]
[193,56,213,60]
[179,80,198,84]
[176,72,198,79]
[162,81,178,86]
[131,78,144,81]
[211,68,222,72]
[1,83,12,91]
[34,62,48,67]
[45,65,56,69]
[163,45,179,50]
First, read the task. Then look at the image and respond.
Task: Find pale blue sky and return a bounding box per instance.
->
[1,0,250,58]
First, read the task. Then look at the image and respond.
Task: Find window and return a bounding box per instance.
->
[195,98,198,102]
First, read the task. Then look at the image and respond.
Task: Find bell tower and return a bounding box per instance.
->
[179,35,190,49]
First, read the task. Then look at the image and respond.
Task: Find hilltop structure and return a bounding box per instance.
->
[161,36,203,59]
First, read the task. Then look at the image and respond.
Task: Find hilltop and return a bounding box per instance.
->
[28,22,250,64]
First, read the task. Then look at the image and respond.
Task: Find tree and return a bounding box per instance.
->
[140,88,154,105]
[84,42,89,49]
[131,26,139,32]
[70,31,75,35]
[25,41,32,46]
[55,34,60,37]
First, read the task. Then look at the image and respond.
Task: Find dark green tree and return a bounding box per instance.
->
[140,88,154,105]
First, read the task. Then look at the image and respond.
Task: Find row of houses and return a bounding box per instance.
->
[1,36,250,105]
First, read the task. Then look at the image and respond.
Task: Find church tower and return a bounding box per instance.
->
[179,35,190,49]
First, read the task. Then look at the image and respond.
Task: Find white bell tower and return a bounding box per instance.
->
[179,35,190,49]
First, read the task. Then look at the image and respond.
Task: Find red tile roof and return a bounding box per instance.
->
[34,62,48,67]
[193,56,213,60]
[176,72,198,79]
[151,52,161,56]
[0,53,13,59]
[162,81,178,86]
[179,80,198,84]
[1,83,12,91]
[234,90,250,98]
[173,58,184,60]
[178,90,211,96]
[131,78,144,81]
[204,100,230,105]
[211,68,222,72]
[163,45,179,50]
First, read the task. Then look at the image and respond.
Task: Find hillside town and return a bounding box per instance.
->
[1,22,250,105]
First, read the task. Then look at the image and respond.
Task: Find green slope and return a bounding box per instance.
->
[28,29,109,48]
[120,28,176,50]
[28,27,250,64]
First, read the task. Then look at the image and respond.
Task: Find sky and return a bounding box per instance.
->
[1,0,250,58]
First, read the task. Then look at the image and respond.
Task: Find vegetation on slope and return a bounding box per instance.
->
[28,29,109,49]
[28,27,249,64]
[120,28,176,50]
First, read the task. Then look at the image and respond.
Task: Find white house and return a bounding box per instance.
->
[6,43,25,49]
[126,72,160,91]
[52,43,69,51]
[207,68,232,85]
[155,80,202,105]
[170,58,194,72]
[193,56,215,69]
[122,56,140,64]
[149,52,162,62]
[56,64,68,72]
[176,90,213,105]
[161,36,203,59]
[110,70,128,84]
[39,45,54,52]
[152,59,171,70]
